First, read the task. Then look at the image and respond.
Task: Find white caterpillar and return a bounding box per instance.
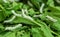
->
[46,15,57,22]
[22,9,34,21]
[40,3,45,13]
[5,24,22,30]
[4,16,16,23]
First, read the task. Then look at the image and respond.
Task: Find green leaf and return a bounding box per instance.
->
[22,32,30,37]
[44,6,60,18]
[35,19,54,37]
[31,27,45,37]
[0,12,5,22]
[12,2,23,10]
[30,0,41,9]
[47,0,54,7]
[28,8,36,16]
[0,32,15,37]
[0,24,4,29]
[11,17,35,25]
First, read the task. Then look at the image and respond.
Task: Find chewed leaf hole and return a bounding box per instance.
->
[47,10,51,12]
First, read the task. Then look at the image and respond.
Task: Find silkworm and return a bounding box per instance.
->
[40,3,45,13]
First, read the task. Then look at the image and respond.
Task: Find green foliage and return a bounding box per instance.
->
[0,0,60,37]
